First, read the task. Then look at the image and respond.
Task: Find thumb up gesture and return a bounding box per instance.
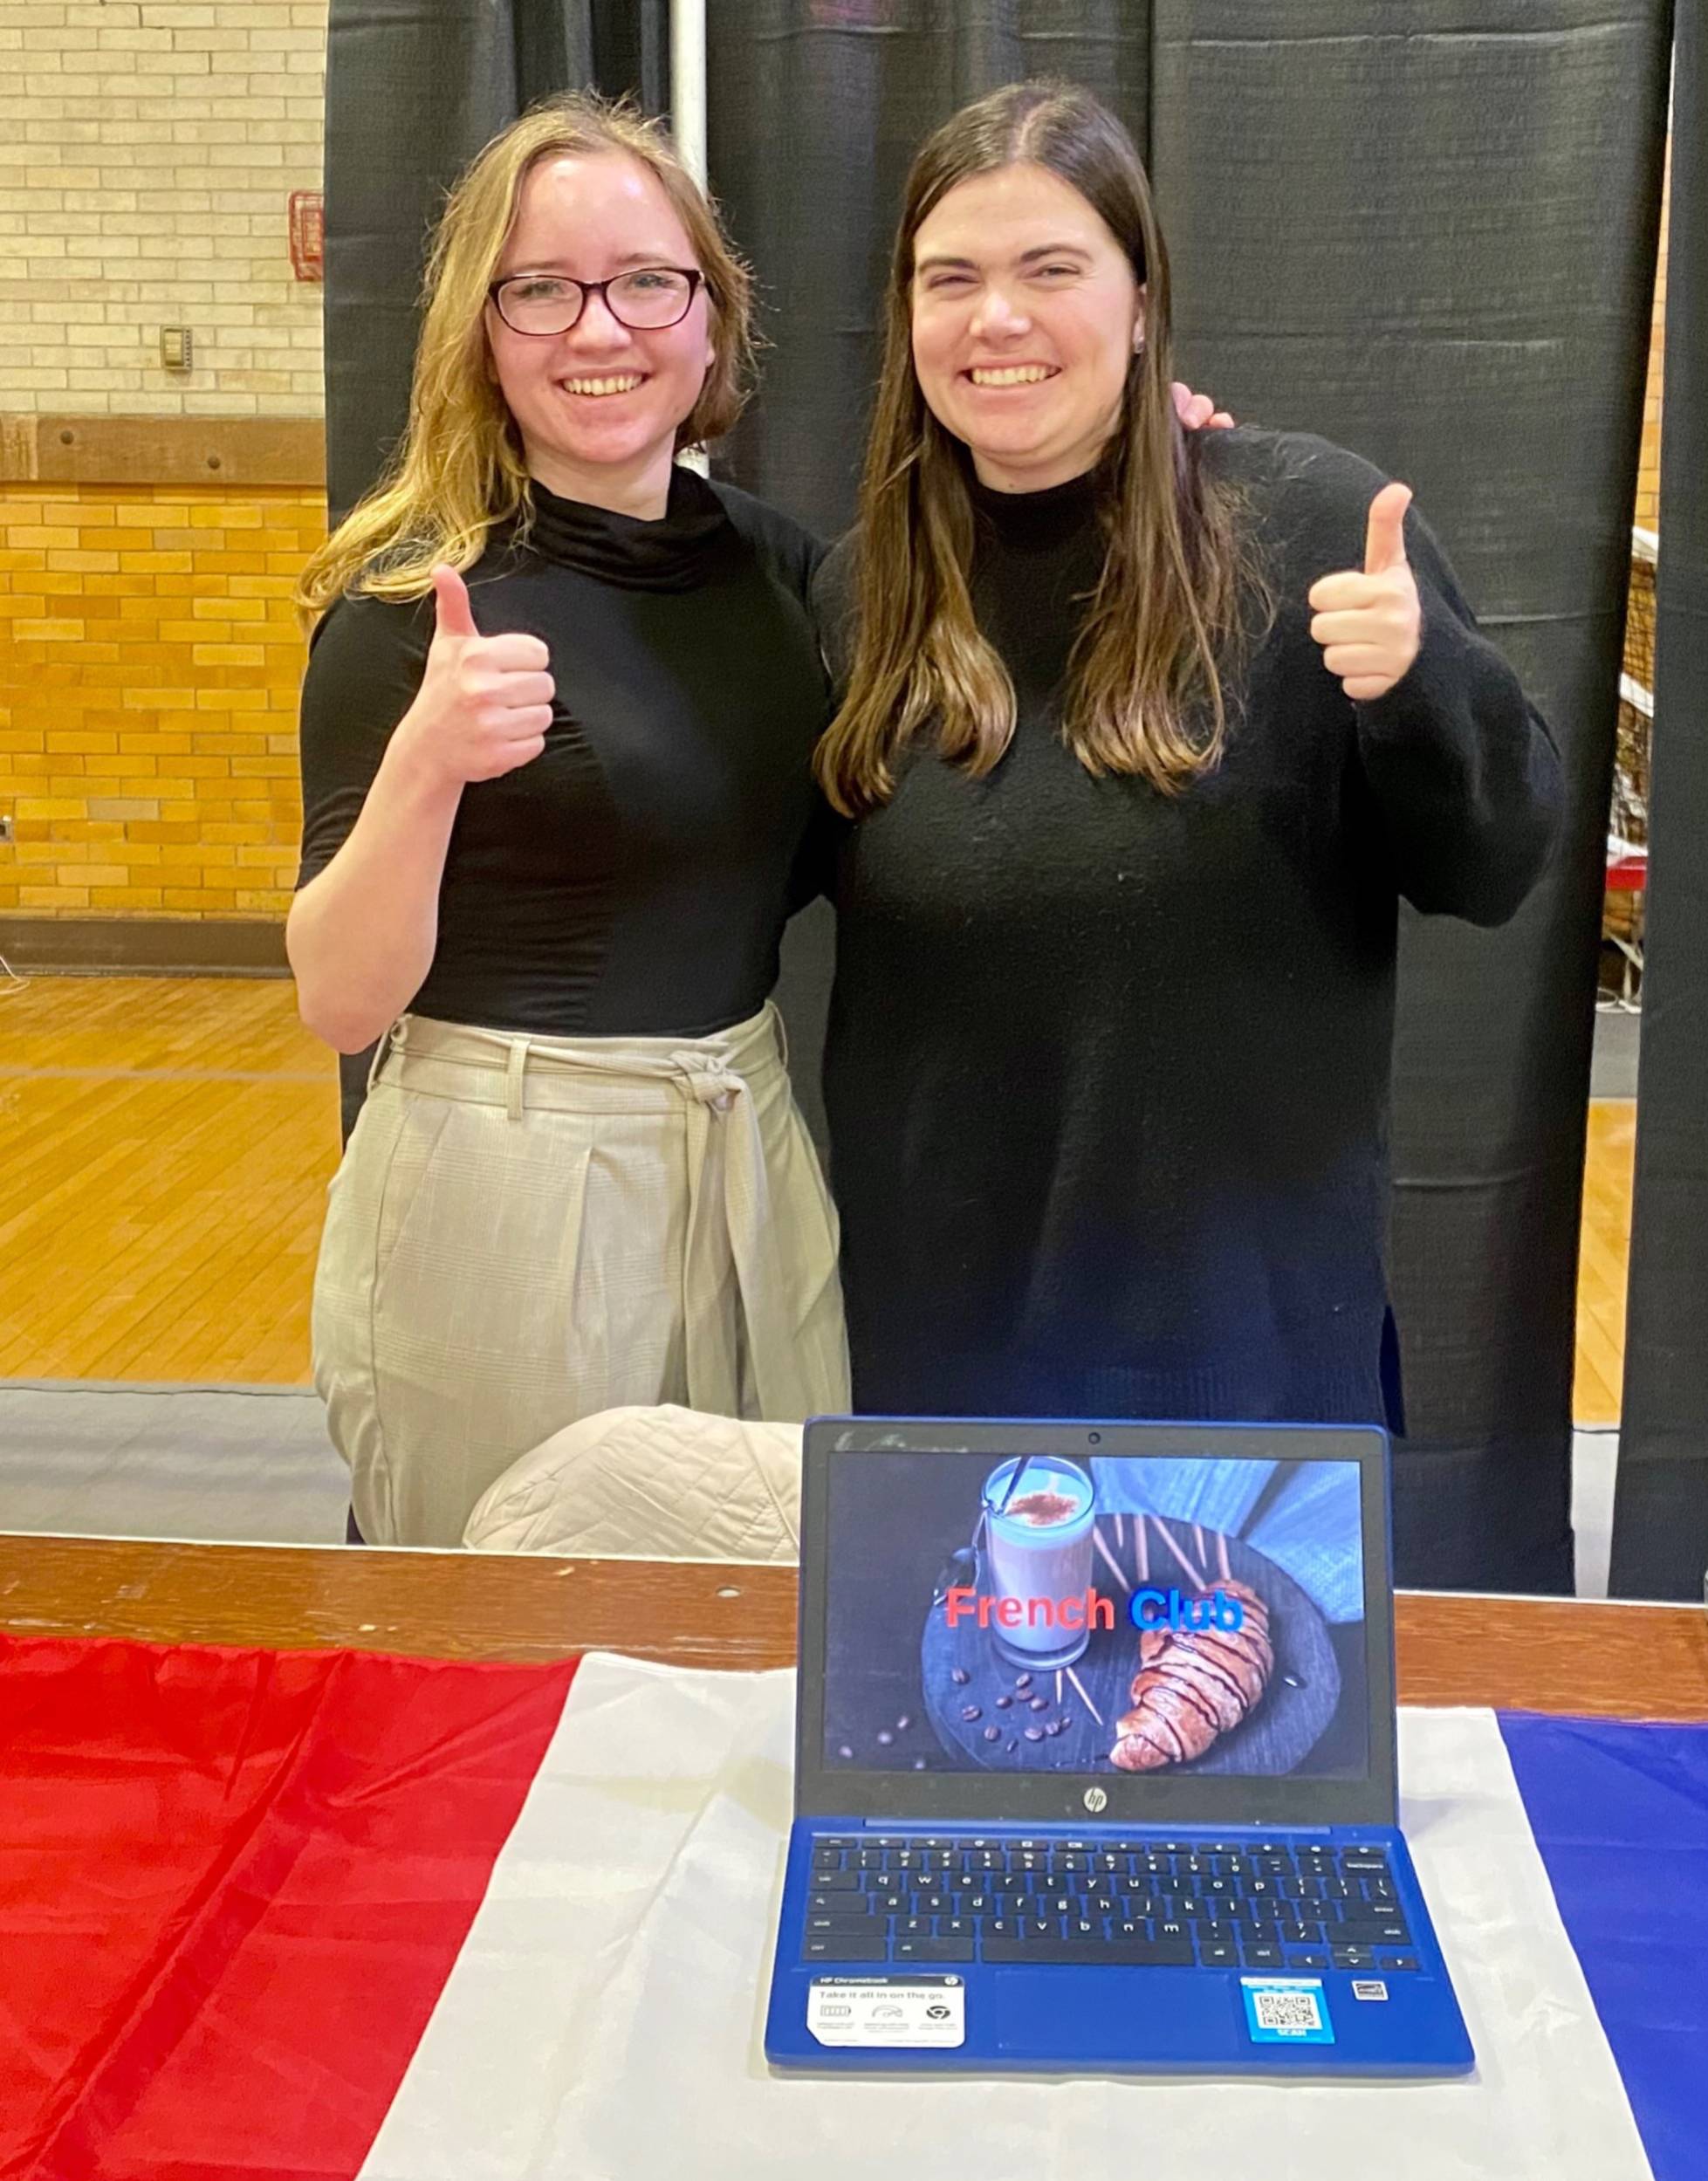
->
[398,565,555,786]
[1307,482,1422,703]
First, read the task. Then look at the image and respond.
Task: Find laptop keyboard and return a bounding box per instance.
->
[801,1832,1418,1972]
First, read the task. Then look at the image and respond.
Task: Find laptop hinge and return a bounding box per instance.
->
[851,1817,1339,1837]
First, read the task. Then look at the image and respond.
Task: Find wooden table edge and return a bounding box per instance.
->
[1,1532,1705,1720]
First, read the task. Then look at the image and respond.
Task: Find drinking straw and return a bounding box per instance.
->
[992,1456,1033,1518]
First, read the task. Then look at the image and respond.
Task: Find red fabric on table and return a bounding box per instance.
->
[0,1636,579,2181]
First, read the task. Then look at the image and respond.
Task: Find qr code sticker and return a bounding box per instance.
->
[1241,1976,1335,2045]
[1253,1990,1322,2034]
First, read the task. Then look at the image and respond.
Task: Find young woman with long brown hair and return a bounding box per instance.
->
[813,81,1561,1429]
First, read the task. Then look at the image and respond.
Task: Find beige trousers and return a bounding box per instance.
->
[311,1004,849,1547]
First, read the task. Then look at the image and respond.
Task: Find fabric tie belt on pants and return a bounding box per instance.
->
[371,1005,830,1424]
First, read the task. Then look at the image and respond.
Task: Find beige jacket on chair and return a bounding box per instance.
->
[462,1403,803,1563]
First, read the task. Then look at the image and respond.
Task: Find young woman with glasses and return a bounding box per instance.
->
[287,98,855,1547]
[810,81,1562,1436]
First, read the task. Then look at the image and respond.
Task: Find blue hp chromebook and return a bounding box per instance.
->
[765,1416,1474,2076]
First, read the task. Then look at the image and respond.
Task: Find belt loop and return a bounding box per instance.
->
[367,1018,400,1094]
[505,1036,530,1122]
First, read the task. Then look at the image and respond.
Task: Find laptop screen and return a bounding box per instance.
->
[821,1449,1370,1786]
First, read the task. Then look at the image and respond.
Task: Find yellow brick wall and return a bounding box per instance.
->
[0,483,326,916]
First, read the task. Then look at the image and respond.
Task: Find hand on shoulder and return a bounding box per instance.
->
[1171,381,1235,431]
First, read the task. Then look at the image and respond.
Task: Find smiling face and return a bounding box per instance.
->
[909,161,1145,494]
[485,151,715,517]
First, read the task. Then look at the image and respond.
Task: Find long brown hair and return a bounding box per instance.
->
[297,91,754,623]
[818,80,1259,814]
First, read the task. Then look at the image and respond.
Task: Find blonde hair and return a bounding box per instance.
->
[817,80,1262,815]
[297,91,754,623]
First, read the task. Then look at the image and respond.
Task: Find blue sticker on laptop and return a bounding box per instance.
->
[1241,1977,1335,2045]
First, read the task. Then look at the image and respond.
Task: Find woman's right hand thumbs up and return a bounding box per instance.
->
[398,565,556,785]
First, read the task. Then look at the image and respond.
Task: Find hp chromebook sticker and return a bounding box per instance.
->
[808,1975,966,2048]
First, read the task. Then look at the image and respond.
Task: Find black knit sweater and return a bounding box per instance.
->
[813,427,1562,1426]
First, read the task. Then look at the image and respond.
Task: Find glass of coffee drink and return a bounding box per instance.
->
[979,1457,1097,1670]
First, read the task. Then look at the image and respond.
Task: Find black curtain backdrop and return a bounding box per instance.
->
[710,3,1672,1593]
[1612,6,1708,1601]
[1147,4,1672,1593]
[321,0,667,1138]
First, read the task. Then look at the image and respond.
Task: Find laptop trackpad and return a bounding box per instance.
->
[991,1967,1239,2061]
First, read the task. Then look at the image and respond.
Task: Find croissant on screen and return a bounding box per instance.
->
[1108,1580,1274,1771]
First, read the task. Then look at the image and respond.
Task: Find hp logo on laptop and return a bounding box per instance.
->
[1083,1787,1108,1814]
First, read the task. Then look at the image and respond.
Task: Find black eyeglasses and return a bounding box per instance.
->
[487,267,703,336]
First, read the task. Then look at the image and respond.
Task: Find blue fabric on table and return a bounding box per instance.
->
[1500,1711,1708,2181]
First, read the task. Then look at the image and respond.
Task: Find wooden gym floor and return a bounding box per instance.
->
[0,975,1636,1424]
[0,977,339,1384]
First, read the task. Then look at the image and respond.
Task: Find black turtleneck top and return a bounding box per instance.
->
[296,468,829,1036]
[813,428,1563,1427]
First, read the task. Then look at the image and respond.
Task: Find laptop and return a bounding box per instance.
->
[764,1416,1474,2076]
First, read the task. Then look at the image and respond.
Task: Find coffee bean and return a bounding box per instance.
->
[895,1714,911,1731]
[1006,1739,1019,1753]
[1024,1726,1045,1742]
[983,1725,1001,1743]
[950,1667,970,1685]
[1016,1673,1033,1690]
[877,1730,893,1746]
[1029,1696,1048,1711]
[913,1758,927,1771]
[1044,1721,1061,1738]
[960,1704,982,1722]
[838,1745,853,1760]
[995,1695,1012,1710]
